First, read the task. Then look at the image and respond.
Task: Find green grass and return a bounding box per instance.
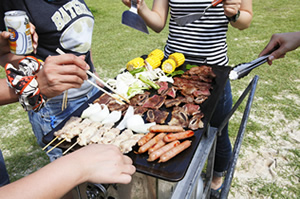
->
[0,0,299,197]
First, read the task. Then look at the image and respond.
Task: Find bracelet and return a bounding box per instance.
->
[5,56,47,112]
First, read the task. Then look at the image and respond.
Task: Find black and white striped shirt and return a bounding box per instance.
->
[165,0,229,65]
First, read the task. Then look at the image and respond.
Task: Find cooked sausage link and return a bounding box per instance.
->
[148,139,166,154]
[149,125,184,133]
[158,140,192,163]
[138,133,166,153]
[147,140,180,162]
[138,132,155,146]
[163,130,194,142]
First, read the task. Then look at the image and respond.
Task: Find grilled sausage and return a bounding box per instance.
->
[138,133,166,154]
[147,140,180,162]
[163,130,194,142]
[138,132,155,146]
[158,140,192,163]
[148,139,166,154]
[149,125,184,133]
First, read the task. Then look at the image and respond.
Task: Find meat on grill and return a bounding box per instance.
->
[130,91,150,106]
[146,109,169,124]
[142,95,166,109]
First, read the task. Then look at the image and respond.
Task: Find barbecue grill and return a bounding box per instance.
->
[43,61,260,198]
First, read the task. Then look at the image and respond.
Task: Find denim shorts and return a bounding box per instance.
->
[28,86,99,162]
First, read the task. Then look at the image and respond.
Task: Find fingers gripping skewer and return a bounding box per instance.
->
[56,48,129,104]
[46,139,66,154]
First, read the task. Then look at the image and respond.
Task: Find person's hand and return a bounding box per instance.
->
[29,23,38,54]
[0,31,10,55]
[36,54,89,98]
[259,32,300,65]
[73,144,136,184]
[223,0,241,17]
[122,0,144,9]
[0,23,38,55]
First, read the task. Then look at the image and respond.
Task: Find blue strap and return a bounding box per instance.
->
[50,116,56,129]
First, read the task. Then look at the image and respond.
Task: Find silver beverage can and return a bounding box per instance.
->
[4,10,33,55]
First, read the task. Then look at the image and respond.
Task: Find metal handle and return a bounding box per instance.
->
[130,0,138,13]
[212,0,223,7]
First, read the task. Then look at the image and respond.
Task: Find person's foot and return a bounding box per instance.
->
[210,176,222,190]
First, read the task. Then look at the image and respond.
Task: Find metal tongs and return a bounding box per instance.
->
[229,54,269,80]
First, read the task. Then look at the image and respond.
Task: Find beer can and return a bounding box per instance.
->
[4,10,33,55]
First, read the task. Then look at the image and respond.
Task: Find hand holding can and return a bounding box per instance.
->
[4,10,33,55]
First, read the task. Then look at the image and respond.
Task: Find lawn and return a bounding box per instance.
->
[0,0,299,198]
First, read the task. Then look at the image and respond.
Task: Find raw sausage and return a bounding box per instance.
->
[147,140,180,162]
[149,125,184,133]
[138,133,166,154]
[158,140,192,163]
[163,130,194,142]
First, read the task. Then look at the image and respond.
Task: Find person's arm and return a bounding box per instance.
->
[0,79,18,105]
[122,0,169,33]
[224,0,253,30]
[0,144,136,199]
[259,32,300,65]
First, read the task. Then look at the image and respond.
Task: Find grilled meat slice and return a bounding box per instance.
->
[142,95,166,109]
[146,109,169,124]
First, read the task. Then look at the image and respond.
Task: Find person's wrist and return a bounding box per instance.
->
[226,10,240,22]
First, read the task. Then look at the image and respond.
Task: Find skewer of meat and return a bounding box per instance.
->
[158,140,192,163]
[163,130,194,142]
[147,140,180,162]
[43,117,82,150]
[149,125,184,133]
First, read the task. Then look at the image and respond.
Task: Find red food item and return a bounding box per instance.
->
[158,140,192,163]
[163,130,194,142]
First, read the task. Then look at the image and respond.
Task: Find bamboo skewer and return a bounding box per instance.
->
[63,140,79,155]
[42,136,59,150]
[62,90,68,111]
[55,48,128,104]
[46,139,66,154]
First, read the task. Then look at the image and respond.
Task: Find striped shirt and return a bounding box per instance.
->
[166,0,229,65]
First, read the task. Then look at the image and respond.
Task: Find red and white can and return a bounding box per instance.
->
[4,10,33,55]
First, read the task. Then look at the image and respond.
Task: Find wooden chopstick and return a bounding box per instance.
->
[86,70,130,104]
[55,48,127,105]
[86,79,125,104]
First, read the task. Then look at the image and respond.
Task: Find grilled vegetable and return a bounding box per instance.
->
[145,56,161,69]
[162,59,177,74]
[169,52,185,68]
[138,74,160,90]
[126,57,145,71]
[148,49,164,61]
